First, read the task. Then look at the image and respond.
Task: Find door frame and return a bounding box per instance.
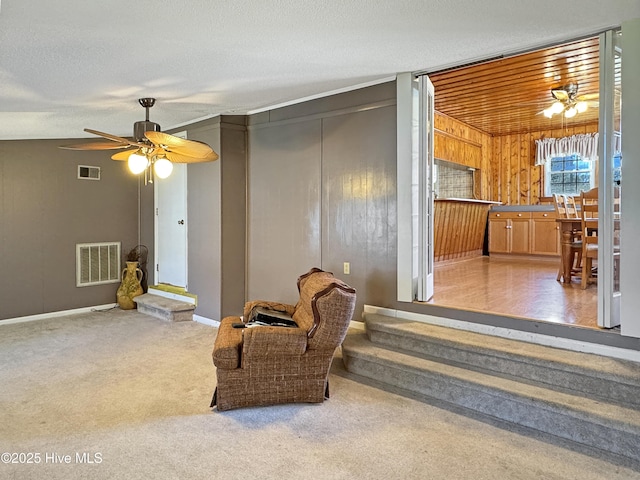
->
[597,29,621,328]
[396,72,435,303]
[153,132,189,290]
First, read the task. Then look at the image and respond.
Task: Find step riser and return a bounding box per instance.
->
[368,328,640,408]
[343,352,640,463]
[134,294,195,322]
[137,303,193,322]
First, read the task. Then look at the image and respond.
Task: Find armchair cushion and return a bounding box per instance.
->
[212,317,244,369]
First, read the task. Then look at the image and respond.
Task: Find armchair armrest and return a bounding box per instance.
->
[242,326,307,363]
[212,317,244,369]
[243,300,296,321]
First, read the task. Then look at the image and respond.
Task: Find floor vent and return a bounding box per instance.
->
[76,242,121,287]
[78,165,101,180]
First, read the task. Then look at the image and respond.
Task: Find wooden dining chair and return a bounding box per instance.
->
[580,188,599,289]
[565,195,580,219]
[553,193,567,218]
[554,193,582,282]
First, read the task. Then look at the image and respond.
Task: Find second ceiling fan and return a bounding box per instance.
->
[60,98,219,181]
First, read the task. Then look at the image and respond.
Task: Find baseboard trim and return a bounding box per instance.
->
[363,305,640,363]
[0,304,119,326]
[193,314,220,327]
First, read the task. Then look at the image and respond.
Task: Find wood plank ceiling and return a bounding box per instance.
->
[429,37,600,136]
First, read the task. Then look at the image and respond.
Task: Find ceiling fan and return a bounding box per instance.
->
[542,83,599,119]
[60,98,219,181]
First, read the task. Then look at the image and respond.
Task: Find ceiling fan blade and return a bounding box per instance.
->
[111,149,141,161]
[551,89,570,102]
[144,131,219,161]
[60,140,131,151]
[84,128,145,148]
[163,150,213,164]
[578,93,599,101]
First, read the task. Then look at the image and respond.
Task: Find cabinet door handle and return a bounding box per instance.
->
[517,213,522,217]
[506,225,512,229]
[543,213,548,217]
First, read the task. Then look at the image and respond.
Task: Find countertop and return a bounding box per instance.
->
[435,198,502,204]
[491,204,555,212]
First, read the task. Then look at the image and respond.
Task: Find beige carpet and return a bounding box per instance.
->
[0,309,637,480]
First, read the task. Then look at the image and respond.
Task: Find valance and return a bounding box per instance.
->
[534,133,599,166]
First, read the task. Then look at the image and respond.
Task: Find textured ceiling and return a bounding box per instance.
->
[0,0,638,140]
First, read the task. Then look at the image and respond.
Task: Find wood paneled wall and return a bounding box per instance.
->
[434,111,599,205]
[489,123,599,205]
[434,111,492,200]
[434,200,492,262]
[247,82,398,317]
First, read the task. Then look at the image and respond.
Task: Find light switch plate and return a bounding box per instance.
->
[343,262,350,275]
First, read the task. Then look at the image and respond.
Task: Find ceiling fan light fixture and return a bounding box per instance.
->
[128,151,149,174]
[543,108,554,118]
[576,101,588,113]
[564,106,577,118]
[154,157,173,179]
[550,101,565,114]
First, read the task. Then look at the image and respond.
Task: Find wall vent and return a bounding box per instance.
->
[78,165,101,180]
[76,242,121,287]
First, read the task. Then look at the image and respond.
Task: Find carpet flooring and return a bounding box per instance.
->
[0,308,638,480]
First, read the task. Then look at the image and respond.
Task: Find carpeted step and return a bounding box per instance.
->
[364,313,640,409]
[134,293,195,322]
[341,331,640,464]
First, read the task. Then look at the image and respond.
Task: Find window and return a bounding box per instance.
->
[545,154,594,196]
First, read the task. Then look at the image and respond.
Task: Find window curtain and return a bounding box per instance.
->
[534,133,599,165]
[614,131,622,155]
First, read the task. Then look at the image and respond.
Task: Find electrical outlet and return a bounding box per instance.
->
[343,262,350,275]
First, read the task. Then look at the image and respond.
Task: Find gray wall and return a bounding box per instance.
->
[0,85,398,327]
[246,82,397,316]
[0,140,139,320]
[321,105,397,315]
[247,119,322,304]
[179,116,246,321]
[181,119,222,321]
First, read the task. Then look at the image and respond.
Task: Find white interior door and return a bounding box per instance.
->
[155,163,188,288]
[598,29,622,328]
[398,73,435,303]
[416,75,435,301]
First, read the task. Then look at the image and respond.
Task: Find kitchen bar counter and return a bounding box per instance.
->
[434,198,500,262]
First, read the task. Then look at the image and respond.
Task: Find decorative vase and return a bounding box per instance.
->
[117,261,144,310]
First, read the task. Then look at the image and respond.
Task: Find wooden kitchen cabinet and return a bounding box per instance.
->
[531,211,560,255]
[489,210,558,256]
[488,214,510,253]
[488,211,531,254]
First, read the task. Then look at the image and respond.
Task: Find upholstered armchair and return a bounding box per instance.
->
[211,268,356,411]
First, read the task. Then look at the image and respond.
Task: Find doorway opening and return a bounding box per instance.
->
[415,32,622,331]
